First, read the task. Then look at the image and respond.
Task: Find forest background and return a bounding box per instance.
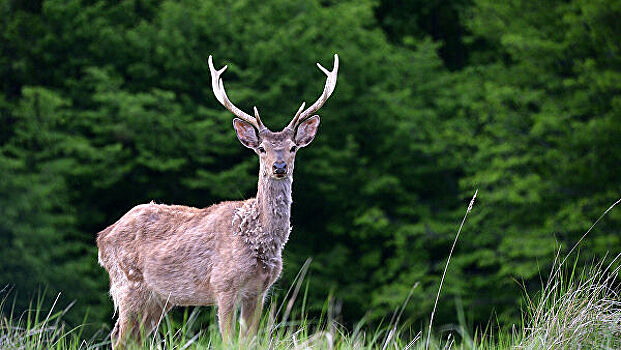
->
[0,0,619,334]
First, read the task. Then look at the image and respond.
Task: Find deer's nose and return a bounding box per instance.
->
[273,161,287,174]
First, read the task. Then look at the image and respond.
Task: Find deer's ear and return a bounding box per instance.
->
[233,118,259,149]
[295,115,320,147]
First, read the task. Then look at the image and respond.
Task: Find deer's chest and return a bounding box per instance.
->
[244,257,282,293]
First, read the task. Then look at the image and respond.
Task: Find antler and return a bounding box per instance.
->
[208,56,265,131]
[287,54,339,129]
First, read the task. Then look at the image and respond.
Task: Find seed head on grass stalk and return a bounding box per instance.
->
[425,189,478,350]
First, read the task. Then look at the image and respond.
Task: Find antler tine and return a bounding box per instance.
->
[253,106,265,129]
[287,54,339,129]
[208,55,264,130]
[287,102,307,130]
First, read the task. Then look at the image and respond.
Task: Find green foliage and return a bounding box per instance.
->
[0,0,618,334]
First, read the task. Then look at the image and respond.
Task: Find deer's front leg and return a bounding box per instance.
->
[217,293,236,341]
[240,293,264,338]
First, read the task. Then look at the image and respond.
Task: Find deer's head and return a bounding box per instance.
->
[208,55,339,180]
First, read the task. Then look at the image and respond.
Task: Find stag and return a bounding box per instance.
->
[96,54,339,347]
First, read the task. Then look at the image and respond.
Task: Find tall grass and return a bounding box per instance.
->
[1,260,618,350]
[5,257,618,350]
[0,290,107,349]
[519,255,621,349]
[1,197,619,349]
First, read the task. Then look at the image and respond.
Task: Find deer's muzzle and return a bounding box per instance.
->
[273,161,287,176]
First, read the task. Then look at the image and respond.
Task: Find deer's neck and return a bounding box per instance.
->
[233,172,293,270]
[255,174,292,240]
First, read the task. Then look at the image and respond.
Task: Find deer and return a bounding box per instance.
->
[96,54,339,348]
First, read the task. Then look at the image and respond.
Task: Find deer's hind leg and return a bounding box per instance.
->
[111,308,136,349]
[109,264,171,348]
[138,295,172,338]
[110,293,138,349]
[111,289,170,348]
[113,291,172,346]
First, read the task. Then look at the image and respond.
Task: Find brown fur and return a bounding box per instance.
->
[97,125,319,348]
[98,55,337,348]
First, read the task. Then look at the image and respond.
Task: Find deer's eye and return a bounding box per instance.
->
[290,146,297,153]
[258,146,266,153]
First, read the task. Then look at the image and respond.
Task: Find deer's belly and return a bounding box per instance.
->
[142,245,216,306]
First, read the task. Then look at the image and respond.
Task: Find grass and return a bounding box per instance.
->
[3,257,618,349]
[519,254,621,349]
[1,196,619,349]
